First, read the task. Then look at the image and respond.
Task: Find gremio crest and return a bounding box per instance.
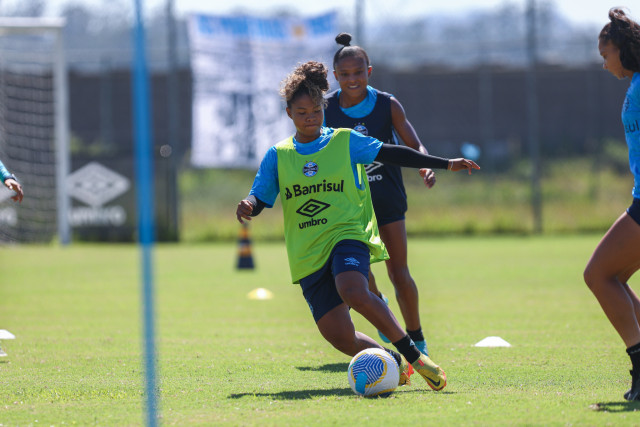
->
[303,161,318,177]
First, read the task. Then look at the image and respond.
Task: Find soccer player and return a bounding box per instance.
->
[324,32,435,355]
[584,7,640,401]
[0,158,23,203]
[236,60,479,391]
[0,158,21,357]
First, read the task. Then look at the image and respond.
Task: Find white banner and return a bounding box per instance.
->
[188,12,338,169]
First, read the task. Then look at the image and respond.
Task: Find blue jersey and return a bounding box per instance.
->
[0,159,12,183]
[623,72,640,199]
[249,127,383,207]
[324,86,407,225]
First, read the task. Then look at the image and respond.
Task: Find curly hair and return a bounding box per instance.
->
[280,61,329,108]
[332,32,370,69]
[599,8,640,72]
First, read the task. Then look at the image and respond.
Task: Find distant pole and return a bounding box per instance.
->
[99,57,114,149]
[478,40,494,164]
[526,0,542,233]
[53,22,71,245]
[165,0,179,240]
[132,0,158,426]
[355,0,364,47]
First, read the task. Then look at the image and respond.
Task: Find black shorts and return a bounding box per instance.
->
[299,240,370,322]
[371,195,406,227]
[627,198,640,226]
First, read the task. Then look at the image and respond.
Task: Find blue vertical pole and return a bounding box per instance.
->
[132,1,158,426]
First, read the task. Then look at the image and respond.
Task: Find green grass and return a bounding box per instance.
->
[1,236,640,425]
[179,156,634,241]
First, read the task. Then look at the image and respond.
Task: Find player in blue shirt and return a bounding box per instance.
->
[0,157,21,356]
[324,32,437,356]
[584,7,640,401]
[247,126,389,208]
[237,61,479,391]
[0,158,23,203]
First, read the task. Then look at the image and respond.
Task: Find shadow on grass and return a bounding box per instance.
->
[229,388,353,400]
[590,401,640,412]
[230,363,455,400]
[296,363,348,373]
[229,387,454,400]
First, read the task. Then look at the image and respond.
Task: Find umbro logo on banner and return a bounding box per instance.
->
[67,162,130,207]
[66,162,131,227]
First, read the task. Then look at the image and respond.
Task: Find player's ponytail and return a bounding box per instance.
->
[332,32,370,69]
[599,8,640,72]
[280,61,329,107]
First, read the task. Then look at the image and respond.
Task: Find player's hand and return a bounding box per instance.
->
[236,199,254,224]
[4,178,23,203]
[418,168,436,188]
[448,158,480,175]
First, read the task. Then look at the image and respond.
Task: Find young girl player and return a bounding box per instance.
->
[236,60,479,391]
[324,33,435,355]
[584,7,640,401]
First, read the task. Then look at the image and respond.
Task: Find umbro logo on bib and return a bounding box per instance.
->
[296,199,330,218]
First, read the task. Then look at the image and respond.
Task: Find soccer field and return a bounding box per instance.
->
[1,235,639,425]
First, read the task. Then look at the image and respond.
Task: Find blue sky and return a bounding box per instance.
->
[1,0,628,27]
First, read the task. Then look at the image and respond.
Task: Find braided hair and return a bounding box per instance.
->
[332,32,370,69]
[599,8,640,72]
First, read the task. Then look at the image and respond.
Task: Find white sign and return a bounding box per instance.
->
[188,12,337,169]
[66,162,130,227]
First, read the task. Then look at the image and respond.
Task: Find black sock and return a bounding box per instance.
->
[382,347,402,367]
[627,342,640,371]
[392,335,421,364]
[407,328,424,343]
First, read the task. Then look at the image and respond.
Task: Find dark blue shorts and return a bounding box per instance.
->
[377,214,406,227]
[627,198,640,226]
[371,193,407,227]
[299,240,370,322]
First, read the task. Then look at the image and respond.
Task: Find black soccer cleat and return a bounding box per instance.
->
[624,370,640,401]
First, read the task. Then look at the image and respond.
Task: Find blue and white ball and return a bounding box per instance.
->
[347,348,399,397]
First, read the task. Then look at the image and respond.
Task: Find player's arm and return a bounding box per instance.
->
[4,178,23,203]
[0,159,23,203]
[390,97,427,154]
[390,97,435,187]
[236,195,268,225]
[236,148,278,224]
[375,144,480,174]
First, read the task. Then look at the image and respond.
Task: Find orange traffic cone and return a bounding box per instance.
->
[237,223,255,270]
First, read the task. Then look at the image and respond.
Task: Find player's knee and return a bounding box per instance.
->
[340,287,371,312]
[388,266,412,288]
[583,263,597,289]
[327,334,357,355]
[583,262,614,292]
[343,291,369,311]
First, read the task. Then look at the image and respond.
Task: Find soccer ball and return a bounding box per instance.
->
[347,348,399,397]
